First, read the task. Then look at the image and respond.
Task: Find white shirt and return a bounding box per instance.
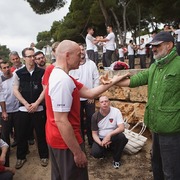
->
[69,59,99,101]
[94,44,98,52]
[106,32,115,51]
[139,43,146,55]
[128,44,134,55]
[0,77,4,102]
[175,29,180,42]
[49,68,74,112]
[98,107,124,139]
[118,48,124,58]
[0,74,19,113]
[86,34,95,50]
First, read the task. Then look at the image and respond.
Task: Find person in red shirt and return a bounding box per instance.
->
[46,40,129,180]
[0,139,15,180]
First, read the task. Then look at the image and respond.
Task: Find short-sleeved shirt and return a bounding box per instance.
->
[86,34,95,50]
[45,68,83,149]
[128,44,134,55]
[175,29,180,42]
[118,48,124,58]
[91,106,124,139]
[106,32,115,51]
[139,43,146,55]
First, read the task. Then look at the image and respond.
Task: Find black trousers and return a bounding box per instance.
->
[91,133,128,162]
[105,50,114,67]
[94,52,99,65]
[16,111,48,159]
[49,144,89,180]
[139,54,146,69]
[149,48,155,66]
[0,171,13,180]
[80,100,95,146]
[86,50,95,62]
[128,55,135,69]
[1,112,19,166]
[102,53,106,67]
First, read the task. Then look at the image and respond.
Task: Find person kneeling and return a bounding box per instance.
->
[91,96,128,169]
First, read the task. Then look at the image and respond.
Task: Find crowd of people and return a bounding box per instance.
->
[85,23,180,70]
[0,25,179,180]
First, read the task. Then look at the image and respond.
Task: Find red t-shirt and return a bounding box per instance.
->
[42,64,55,86]
[45,68,83,149]
[10,67,16,73]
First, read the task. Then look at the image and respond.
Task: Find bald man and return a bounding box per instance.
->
[45,40,129,180]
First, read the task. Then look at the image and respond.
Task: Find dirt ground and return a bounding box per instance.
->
[10,129,153,180]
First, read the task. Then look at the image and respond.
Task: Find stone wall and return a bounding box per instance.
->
[96,69,148,123]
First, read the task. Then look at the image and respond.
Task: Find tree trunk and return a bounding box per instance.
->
[98,0,110,25]
[110,8,123,45]
[122,5,127,44]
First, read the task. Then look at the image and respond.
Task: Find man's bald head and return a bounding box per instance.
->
[56,40,80,57]
[55,40,81,71]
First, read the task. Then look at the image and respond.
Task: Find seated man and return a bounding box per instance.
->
[0,139,15,180]
[91,96,128,169]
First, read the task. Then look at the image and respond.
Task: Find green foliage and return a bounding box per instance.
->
[36,31,52,50]
[35,0,180,45]
[0,45,10,61]
[26,0,66,14]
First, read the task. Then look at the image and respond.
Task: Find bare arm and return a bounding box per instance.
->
[54,111,87,168]
[0,145,8,165]
[79,73,130,99]
[29,88,45,113]
[0,102,8,120]
[92,131,102,146]
[102,123,125,147]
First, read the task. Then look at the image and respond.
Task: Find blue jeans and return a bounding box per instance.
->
[152,133,180,180]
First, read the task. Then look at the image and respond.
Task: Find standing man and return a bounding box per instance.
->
[102,31,180,180]
[98,25,115,67]
[13,47,48,169]
[91,96,128,169]
[34,51,47,69]
[9,51,24,73]
[138,38,147,68]
[171,23,180,55]
[9,51,24,147]
[45,40,129,180]
[0,61,19,166]
[85,27,98,62]
[69,44,99,147]
[149,31,157,66]
[127,40,136,69]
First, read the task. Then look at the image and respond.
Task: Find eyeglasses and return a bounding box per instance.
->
[25,55,34,58]
[35,56,44,60]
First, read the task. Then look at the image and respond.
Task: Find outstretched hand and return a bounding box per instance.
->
[100,72,131,85]
[99,72,112,85]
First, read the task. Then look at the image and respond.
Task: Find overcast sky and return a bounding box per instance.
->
[0,0,71,55]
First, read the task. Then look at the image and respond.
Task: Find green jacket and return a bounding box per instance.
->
[130,48,180,134]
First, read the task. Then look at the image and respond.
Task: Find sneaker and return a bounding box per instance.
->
[40,158,48,167]
[113,161,121,169]
[15,159,27,169]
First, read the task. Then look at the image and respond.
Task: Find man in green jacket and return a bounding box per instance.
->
[101,31,180,180]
